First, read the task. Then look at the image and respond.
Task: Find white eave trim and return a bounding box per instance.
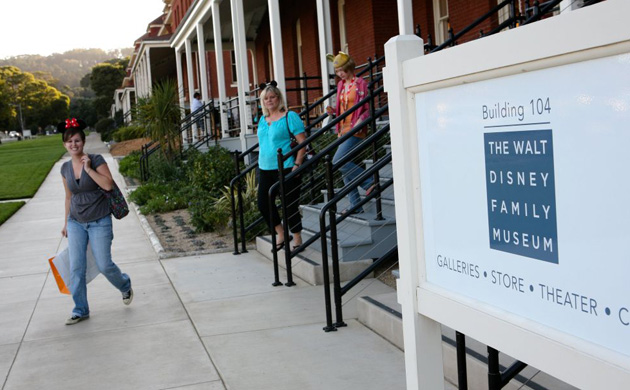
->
[130,40,172,74]
[170,0,213,50]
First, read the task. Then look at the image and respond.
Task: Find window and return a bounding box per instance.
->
[231,50,238,84]
[338,0,348,53]
[433,0,449,45]
[296,19,304,81]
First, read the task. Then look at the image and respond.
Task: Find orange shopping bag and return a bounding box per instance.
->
[48,254,70,294]
[48,247,100,295]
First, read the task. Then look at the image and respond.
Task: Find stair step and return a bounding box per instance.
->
[320,190,396,218]
[357,293,580,390]
[301,204,397,243]
[364,158,393,179]
[256,235,374,285]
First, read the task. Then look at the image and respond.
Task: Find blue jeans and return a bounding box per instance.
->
[332,135,374,212]
[66,215,131,317]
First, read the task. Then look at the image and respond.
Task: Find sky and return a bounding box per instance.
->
[0,0,166,59]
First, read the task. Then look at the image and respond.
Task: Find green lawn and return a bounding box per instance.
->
[0,202,25,225]
[0,135,66,200]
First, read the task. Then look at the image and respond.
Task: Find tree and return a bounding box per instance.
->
[69,98,98,126]
[0,66,69,131]
[134,79,182,160]
[90,62,126,98]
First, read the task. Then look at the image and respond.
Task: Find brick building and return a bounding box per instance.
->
[118,0,583,151]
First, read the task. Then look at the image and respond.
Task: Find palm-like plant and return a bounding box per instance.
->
[134,79,182,160]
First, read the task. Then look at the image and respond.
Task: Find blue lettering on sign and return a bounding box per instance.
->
[484,130,559,263]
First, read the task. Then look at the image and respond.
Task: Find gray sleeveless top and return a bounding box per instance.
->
[61,154,110,223]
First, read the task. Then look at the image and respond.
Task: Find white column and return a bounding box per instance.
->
[196,23,210,102]
[384,35,444,390]
[175,48,186,114]
[268,0,286,97]
[146,48,153,95]
[185,38,197,142]
[397,0,413,35]
[316,0,334,110]
[175,47,188,147]
[141,57,147,97]
[142,57,148,97]
[249,47,259,88]
[231,0,252,144]
[212,0,229,138]
[136,63,142,98]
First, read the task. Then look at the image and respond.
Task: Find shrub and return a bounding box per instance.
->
[128,182,189,214]
[188,193,225,232]
[128,182,168,206]
[217,170,262,241]
[95,118,116,134]
[118,151,141,180]
[149,153,184,183]
[139,191,188,214]
[187,146,233,199]
[113,125,146,142]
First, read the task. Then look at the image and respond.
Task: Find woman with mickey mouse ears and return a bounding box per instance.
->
[59,118,133,325]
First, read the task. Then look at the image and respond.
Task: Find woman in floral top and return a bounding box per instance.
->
[327,52,376,215]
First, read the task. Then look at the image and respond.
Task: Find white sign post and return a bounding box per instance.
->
[385,2,630,389]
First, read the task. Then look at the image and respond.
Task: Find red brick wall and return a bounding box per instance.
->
[449,0,496,45]
[171,0,195,30]
[413,0,435,45]
[335,0,399,65]
[254,0,323,108]
[370,0,399,58]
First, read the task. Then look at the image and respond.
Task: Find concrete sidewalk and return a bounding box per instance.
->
[0,134,411,390]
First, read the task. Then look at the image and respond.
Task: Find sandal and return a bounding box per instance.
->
[341,208,363,216]
[274,235,293,252]
[365,184,377,197]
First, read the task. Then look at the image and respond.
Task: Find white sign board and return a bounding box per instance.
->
[416,53,630,358]
[385,2,630,389]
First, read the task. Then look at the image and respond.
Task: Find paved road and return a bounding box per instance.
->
[0,133,407,390]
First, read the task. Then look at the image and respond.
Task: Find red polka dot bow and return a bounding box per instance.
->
[65,118,79,129]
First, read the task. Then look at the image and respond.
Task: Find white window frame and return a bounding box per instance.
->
[433,0,450,45]
[338,0,348,53]
[296,19,305,92]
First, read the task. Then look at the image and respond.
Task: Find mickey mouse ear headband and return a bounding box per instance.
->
[326,51,350,68]
[259,80,278,90]
[57,118,87,133]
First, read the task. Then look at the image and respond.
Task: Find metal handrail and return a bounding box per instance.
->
[269,97,388,286]
[431,0,520,53]
[270,122,392,280]
[229,56,387,267]
[318,153,394,330]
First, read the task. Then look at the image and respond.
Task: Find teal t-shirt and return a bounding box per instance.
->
[257,110,305,170]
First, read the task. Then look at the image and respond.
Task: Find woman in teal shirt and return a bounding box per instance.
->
[257,82,307,251]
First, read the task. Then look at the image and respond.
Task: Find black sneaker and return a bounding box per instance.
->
[122,288,134,305]
[65,314,89,325]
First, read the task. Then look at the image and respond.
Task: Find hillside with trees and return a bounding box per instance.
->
[0,49,132,129]
[0,48,132,98]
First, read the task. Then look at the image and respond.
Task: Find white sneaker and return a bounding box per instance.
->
[65,314,89,325]
[122,288,133,305]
